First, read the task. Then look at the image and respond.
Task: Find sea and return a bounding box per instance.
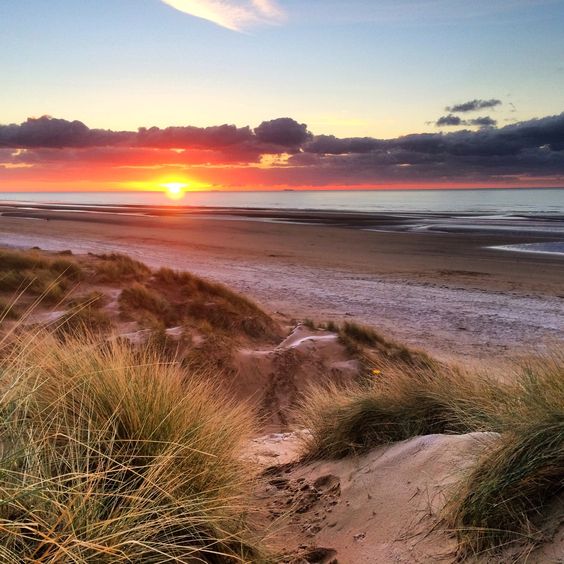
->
[1,188,564,256]
[0,188,563,215]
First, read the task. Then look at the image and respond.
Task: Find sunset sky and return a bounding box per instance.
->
[1,0,564,191]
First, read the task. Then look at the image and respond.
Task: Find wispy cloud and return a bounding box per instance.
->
[160,0,285,31]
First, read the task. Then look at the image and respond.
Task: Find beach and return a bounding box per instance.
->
[1,203,562,363]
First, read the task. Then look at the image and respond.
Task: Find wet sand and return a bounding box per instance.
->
[0,205,563,363]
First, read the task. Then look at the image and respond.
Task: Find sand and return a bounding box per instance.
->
[0,207,562,363]
[249,431,494,563]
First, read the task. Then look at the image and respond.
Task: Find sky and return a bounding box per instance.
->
[1,0,564,192]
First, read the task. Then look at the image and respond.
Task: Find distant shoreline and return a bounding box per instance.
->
[1,187,564,217]
[2,200,564,241]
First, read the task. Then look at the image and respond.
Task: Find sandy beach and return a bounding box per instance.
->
[1,204,562,363]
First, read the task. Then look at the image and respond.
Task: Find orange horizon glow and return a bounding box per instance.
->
[2,180,563,192]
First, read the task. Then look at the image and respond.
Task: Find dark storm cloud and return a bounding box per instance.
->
[253,117,312,147]
[135,124,254,148]
[296,113,564,182]
[0,115,310,154]
[304,135,384,155]
[436,114,463,126]
[1,113,564,184]
[0,117,131,148]
[446,99,502,113]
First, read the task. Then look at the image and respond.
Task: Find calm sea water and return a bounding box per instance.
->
[1,189,564,215]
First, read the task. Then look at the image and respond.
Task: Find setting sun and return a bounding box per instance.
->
[162,182,187,200]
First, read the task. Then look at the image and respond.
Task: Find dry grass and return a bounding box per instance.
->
[296,362,513,460]
[337,321,435,368]
[0,297,20,321]
[92,252,151,283]
[54,306,114,339]
[0,331,266,562]
[446,353,564,558]
[297,351,564,557]
[0,248,83,304]
[121,267,279,341]
[119,282,174,325]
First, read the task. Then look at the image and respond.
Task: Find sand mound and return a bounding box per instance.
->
[232,325,359,430]
[251,431,499,563]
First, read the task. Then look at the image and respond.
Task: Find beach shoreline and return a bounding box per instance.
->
[0,205,562,364]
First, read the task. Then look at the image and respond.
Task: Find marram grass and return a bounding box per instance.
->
[446,353,564,558]
[296,361,512,459]
[0,331,266,563]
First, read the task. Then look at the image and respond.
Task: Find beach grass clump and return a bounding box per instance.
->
[92,252,151,283]
[152,267,279,340]
[0,249,83,304]
[0,248,81,278]
[297,363,510,460]
[119,282,174,324]
[338,321,434,367]
[0,332,264,562]
[447,354,564,557]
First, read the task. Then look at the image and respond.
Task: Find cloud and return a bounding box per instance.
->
[446,99,502,113]
[0,116,310,162]
[469,116,497,128]
[435,115,497,128]
[160,0,285,31]
[1,113,564,187]
[254,118,311,147]
[436,114,463,127]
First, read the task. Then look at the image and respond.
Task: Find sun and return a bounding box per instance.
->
[162,182,187,200]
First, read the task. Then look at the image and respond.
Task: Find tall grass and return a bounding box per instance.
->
[92,252,151,283]
[0,332,265,562]
[446,353,564,557]
[0,249,82,304]
[0,297,19,321]
[119,282,173,325]
[297,362,510,460]
[338,321,435,368]
[122,267,279,340]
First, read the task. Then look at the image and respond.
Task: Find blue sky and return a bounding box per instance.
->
[1,1,564,191]
[1,0,564,138]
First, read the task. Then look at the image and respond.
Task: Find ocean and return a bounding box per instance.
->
[1,188,564,216]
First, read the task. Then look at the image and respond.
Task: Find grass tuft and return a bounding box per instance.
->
[92,252,151,283]
[0,249,83,304]
[297,363,512,460]
[446,354,564,557]
[0,331,265,562]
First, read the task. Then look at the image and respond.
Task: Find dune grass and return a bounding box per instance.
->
[297,362,510,460]
[92,252,151,283]
[446,353,564,558]
[120,267,279,340]
[119,282,174,326]
[0,331,266,562]
[54,303,114,339]
[337,321,435,368]
[0,248,83,304]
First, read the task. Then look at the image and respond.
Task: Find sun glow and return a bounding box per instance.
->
[162,182,187,200]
